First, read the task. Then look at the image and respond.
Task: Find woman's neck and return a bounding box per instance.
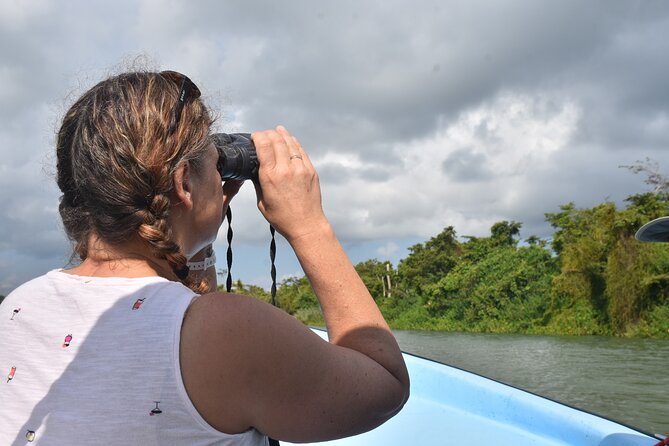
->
[64,235,177,280]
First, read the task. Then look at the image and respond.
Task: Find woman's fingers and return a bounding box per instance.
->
[254,126,310,171]
[250,130,278,170]
[276,125,314,170]
[250,126,325,240]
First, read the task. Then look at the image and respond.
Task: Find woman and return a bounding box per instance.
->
[0,71,409,445]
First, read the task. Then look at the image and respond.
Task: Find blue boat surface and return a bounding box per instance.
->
[286,328,664,446]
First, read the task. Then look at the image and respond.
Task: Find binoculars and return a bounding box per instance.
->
[211,133,258,181]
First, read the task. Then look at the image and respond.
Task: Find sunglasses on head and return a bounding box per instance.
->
[160,70,202,135]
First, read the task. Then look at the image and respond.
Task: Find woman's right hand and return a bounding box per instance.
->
[251,126,329,242]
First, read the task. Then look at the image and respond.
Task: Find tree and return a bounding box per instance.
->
[605,192,669,332]
[620,157,669,195]
[275,276,318,315]
[223,279,272,304]
[397,226,462,296]
[490,220,522,247]
[424,222,557,331]
[525,235,549,248]
[545,202,617,327]
[545,192,669,335]
[355,259,395,300]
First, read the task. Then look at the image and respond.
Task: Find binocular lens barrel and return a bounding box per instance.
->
[211,133,259,181]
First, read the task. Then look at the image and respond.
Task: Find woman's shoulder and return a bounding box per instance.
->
[185,291,280,334]
[2,271,56,301]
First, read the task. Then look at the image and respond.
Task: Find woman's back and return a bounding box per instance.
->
[0,270,266,445]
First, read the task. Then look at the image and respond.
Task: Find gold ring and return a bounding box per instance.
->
[289,154,303,160]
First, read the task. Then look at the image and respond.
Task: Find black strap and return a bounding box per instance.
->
[225,207,280,446]
[225,206,233,293]
[270,225,277,306]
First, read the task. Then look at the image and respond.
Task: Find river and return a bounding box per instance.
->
[392,330,669,436]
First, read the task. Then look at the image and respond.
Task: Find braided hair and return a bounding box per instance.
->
[56,71,213,293]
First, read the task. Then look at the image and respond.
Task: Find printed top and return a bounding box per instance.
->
[0,269,267,446]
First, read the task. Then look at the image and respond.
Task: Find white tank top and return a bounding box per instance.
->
[0,269,267,445]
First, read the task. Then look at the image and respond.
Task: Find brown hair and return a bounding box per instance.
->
[56,71,213,292]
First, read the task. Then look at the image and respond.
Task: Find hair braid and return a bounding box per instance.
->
[136,194,209,293]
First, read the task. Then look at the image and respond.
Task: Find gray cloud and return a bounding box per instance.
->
[442,148,491,182]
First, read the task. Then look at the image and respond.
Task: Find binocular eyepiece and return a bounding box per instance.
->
[211,133,258,181]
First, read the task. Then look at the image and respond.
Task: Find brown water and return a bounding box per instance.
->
[392,330,669,437]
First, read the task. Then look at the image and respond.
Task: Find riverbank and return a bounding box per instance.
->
[297,301,669,339]
[383,304,669,339]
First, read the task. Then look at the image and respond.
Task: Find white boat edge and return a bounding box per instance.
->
[282,328,665,446]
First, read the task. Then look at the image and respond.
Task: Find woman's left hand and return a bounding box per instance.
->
[222,179,244,217]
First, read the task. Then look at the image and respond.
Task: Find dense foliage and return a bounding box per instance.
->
[256,188,669,338]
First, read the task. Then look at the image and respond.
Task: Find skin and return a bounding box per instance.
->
[68,126,410,442]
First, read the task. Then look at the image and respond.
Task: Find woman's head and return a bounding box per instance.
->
[56,71,214,291]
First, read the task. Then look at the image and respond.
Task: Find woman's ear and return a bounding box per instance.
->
[173,161,194,210]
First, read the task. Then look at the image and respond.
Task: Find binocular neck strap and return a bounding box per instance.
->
[269,225,277,306]
[224,207,280,446]
[224,207,278,307]
[225,207,234,293]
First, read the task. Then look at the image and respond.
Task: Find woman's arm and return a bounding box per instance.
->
[180,126,409,442]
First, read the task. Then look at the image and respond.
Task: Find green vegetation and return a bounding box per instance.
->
[245,164,669,339]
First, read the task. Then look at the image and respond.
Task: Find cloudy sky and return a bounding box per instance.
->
[1,0,668,294]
